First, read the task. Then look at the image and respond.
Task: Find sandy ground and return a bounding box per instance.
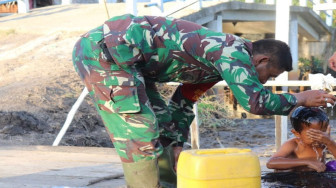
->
[1,4,336,178]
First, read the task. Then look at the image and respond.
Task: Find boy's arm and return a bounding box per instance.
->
[267,139,326,172]
[307,125,336,158]
[267,139,299,170]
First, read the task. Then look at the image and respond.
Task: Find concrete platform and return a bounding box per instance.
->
[0,145,272,187]
[0,146,126,188]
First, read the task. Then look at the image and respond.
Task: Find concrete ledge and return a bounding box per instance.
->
[0,145,126,187]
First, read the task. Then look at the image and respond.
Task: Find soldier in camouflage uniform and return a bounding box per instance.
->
[72,14,336,188]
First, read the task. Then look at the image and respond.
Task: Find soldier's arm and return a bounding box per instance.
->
[215,40,297,115]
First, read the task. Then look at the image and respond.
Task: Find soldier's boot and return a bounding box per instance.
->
[158,145,177,188]
[122,159,161,188]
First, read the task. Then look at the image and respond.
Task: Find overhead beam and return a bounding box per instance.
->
[297,15,319,40]
[220,10,275,21]
[195,15,215,25]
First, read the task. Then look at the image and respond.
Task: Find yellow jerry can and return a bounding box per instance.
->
[177,148,261,188]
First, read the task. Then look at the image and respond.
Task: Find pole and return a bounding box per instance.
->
[103,0,110,19]
[275,0,290,149]
[52,87,89,146]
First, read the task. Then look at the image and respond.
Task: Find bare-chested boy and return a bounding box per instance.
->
[267,106,336,172]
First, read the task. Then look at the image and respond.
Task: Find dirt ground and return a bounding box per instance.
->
[1,4,335,166]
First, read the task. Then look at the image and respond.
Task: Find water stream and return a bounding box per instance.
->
[331,105,334,117]
[312,143,326,162]
[312,145,320,161]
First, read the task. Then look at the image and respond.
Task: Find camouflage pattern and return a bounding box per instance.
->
[73,26,162,163]
[72,14,297,162]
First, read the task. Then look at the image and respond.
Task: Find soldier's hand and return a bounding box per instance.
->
[293,90,336,108]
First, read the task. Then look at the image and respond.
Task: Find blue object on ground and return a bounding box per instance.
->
[326,160,336,171]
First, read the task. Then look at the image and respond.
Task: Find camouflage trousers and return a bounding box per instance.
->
[72,26,196,163]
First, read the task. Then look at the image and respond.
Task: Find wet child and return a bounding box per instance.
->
[267,106,336,172]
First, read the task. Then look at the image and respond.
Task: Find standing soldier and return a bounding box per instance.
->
[72,14,336,188]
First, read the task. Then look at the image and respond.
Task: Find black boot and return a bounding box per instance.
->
[158,145,177,188]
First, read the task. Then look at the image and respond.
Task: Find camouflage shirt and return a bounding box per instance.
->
[103,14,297,115]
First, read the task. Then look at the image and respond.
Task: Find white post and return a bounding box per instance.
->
[326,0,333,26]
[126,0,137,16]
[206,15,223,32]
[157,0,164,14]
[17,0,29,13]
[275,0,290,44]
[190,103,200,149]
[275,0,290,148]
[313,0,320,15]
[289,14,299,71]
[245,0,254,3]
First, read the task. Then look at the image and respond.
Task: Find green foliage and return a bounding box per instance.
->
[197,95,236,128]
[254,0,266,3]
[321,11,327,23]
[333,9,336,27]
[307,0,313,8]
[292,0,300,6]
[298,56,324,79]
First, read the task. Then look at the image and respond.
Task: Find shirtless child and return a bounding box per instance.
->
[267,106,336,172]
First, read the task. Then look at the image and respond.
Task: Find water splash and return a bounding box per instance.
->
[330,105,334,117]
[312,145,320,161]
[322,146,328,160]
[327,101,335,117]
[312,143,327,162]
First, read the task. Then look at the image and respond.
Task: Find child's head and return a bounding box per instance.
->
[290,106,329,144]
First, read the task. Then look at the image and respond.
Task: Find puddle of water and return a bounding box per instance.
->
[262,171,336,188]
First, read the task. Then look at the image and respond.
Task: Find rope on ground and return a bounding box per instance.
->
[103,0,110,19]
[87,172,124,186]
